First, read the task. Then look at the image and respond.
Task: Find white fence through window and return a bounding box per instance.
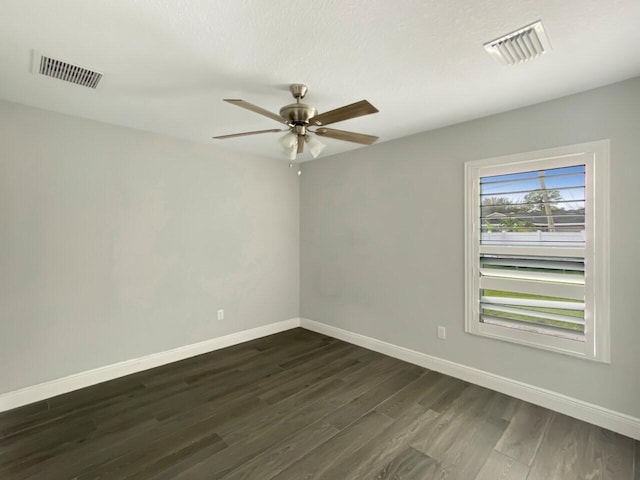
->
[481,230,585,247]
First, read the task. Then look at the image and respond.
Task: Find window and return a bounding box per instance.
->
[465,141,610,362]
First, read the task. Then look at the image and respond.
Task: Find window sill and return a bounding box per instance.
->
[467,321,609,363]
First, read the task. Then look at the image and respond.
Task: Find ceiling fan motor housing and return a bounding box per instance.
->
[279,103,317,126]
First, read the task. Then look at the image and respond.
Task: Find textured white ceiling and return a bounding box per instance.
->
[1,0,640,160]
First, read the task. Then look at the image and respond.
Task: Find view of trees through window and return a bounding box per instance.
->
[480,165,586,239]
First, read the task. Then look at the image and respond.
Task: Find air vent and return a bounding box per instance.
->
[484,21,552,66]
[32,51,103,88]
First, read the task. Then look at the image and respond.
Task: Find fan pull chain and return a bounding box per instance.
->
[288,162,301,176]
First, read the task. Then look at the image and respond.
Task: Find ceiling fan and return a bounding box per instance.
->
[213,84,379,161]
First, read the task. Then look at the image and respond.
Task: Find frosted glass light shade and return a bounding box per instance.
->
[279,132,298,150]
[305,135,325,158]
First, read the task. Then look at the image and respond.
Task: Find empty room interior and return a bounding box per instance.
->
[1,1,640,479]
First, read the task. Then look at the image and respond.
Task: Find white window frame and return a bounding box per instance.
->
[464,140,610,362]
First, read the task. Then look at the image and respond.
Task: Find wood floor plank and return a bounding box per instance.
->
[338,352,405,384]
[24,383,265,479]
[172,399,340,479]
[1,382,143,440]
[426,377,470,413]
[485,392,522,423]
[527,412,635,480]
[474,450,530,480]
[319,358,414,412]
[155,347,351,424]
[375,370,439,419]
[375,446,445,479]
[217,376,345,445]
[409,384,494,455]
[411,385,510,479]
[317,403,439,480]
[435,415,508,479]
[134,434,229,480]
[635,441,640,480]
[154,354,348,433]
[276,337,347,370]
[77,362,280,442]
[140,346,263,389]
[601,428,636,480]
[0,416,98,471]
[242,330,333,364]
[494,402,553,465]
[77,430,227,480]
[220,420,339,480]
[528,413,597,480]
[256,353,358,405]
[16,419,160,480]
[0,400,50,433]
[323,366,422,430]
[269,411,394,480]
[5,352,278,444]
[417,373,469,412]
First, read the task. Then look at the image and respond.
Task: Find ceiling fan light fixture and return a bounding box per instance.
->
[286,146,297,161]
[279,131,298,160]
[305,135,326,159]
[279,131,298,150]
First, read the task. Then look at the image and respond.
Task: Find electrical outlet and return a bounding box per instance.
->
[217,309,224,321]
[437,326,446,340]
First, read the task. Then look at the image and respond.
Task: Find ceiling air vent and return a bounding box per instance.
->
[484,20,552,66]
[32,51,103,88]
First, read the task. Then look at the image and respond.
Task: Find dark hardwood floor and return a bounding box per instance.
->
[1,328,637,479]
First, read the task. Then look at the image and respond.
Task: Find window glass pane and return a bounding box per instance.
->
[480,165,585,246]
[480,289,585,334]
[480,254,584,283]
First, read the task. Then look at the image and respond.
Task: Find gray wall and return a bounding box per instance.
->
[0,100,299,394]
[301,77,640,418]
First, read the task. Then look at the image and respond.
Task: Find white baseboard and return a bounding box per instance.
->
[300,318,640,440]
[0,318,301,413]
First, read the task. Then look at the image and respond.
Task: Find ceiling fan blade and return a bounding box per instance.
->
[223,99,288,124]
[297,135,304,154]
[212,128,285,139]
[314,127,379,145]
[308,100,378,127]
